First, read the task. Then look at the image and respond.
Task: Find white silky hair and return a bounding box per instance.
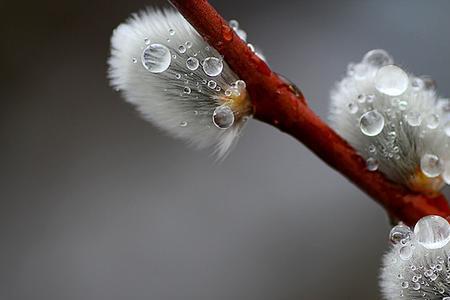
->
[329,49,450,191]
[108,8,252,158]
[380,220,450,300]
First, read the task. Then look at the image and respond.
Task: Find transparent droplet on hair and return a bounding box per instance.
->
[213,106,235,129]
[414,215,450,249]
[375,65,409,96]
[359,110,385,136]
[420,154,444,178]
[202,57,223,77]
[141,43,171,73]
[362,49,393,67]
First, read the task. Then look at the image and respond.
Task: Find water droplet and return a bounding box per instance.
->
[405,111,422,127]
[357,94,366,103]
[425,113,440,129]
[368,144,376,153]
[169,29,175,35]
[411,77,424,91]
[348,102,358,114]
[185,41,192,48]
[185,57,199,71]
[213,105,235,129]
[225,89,232,97]
[362,49,393,67]
[398,101,408,111]
[141,43,171,73]
[399,244,413,260]
[390,224,413,245]
[179,121,188,127]
[412,282,421,291]
[420,154,444,178]
[359,110,385,136]
[207,80,217,89]
[229,19,239,30]
[178,45,186,54]
[175,73,182,79]
[401,281,409,289]
[375,65,409,96]
[132,57,137,63]
[414,215,450,249]
[183,87,191,94]
[366,157,379,171]
[202,57,223,77]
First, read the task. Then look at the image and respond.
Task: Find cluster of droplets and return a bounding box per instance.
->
[331,49,450,192]
[382,216,450,299]
[138,26,252,130]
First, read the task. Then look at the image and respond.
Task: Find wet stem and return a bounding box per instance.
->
[170,0,450,226]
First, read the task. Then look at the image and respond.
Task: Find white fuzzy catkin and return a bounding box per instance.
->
[108,8,253,158]
[380,216,450,300]
[329,49,450,194]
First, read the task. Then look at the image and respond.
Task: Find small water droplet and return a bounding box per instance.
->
[132,57,137,63]
[169,29,175,36]
[183,87,191,94]
[213,105,235,129]
[420,154,444,178]
[401,281,409,289]
[414,215,450,249]
[399,244,413,260]
[375,65,409,96]
[405,111,422,127]
[179,121,188,127]
[207,80,217,89]
[141,43,171,73]
[229,19,239,30]
[366,157,379,171]
[185,41,192,48]
[178,45,186,54]
[186,57,199,71]
[348,102,358,114]
[359,110,385,136]
[202,57,223,77]
[425,113,440,129]
[390,224,413,245]
[412,282,421,291]
[362,49,393,67]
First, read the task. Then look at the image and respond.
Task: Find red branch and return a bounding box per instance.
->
[170,0,450,225]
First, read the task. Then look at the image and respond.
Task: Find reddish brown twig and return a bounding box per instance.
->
[170,0,450,226]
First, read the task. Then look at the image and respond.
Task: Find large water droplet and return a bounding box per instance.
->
[213,105,234,129]
[202,57,223,77]
[390,224,413,245]
[420,154,444,178]
[359,110,385,136]
[414,215,450,249]
[362,49,393,67]
[375,65,409,96]
[141,43,171,73]
[186,57,199,71]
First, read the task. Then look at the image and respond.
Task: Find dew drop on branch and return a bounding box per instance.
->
[213,106,234,129]
[203,57,223,77]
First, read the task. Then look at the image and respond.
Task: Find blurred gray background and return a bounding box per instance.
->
[2,0,450,299]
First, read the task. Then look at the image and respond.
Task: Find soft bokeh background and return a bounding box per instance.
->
[2,0,450,299]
